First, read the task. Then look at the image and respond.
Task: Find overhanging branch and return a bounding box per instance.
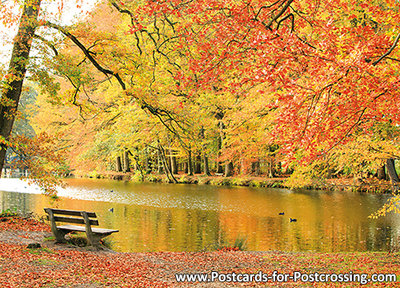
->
[45,21,126,90]
[43,19,188,145]
[33,34,58,56]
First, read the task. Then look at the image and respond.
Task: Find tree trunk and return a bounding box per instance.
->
[146,157,152,173]
[158,142,177,183]
[195,155,201,174]
[123,150,130,172]
[377,165,386,180]
[276,161,282,175]
[144,148,152,173]
[171,155,177,174]
[116,156,122,172]
[0,0,41,176]
[224,162,234,177]
[200,127,211,176]
[166,134,177,174]
[251,161,260,176]
[157,149,163,173]
[216,122,224,173]
[216,161,224,174]
[204,155,211,176]
[268,158,275,178]
[386,159,399,183]
[188,148,193,176]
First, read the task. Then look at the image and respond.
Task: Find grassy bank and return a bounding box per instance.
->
[0,215,399,287]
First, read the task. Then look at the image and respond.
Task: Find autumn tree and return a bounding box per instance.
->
[8,0,399,209]
[0,0,41,175]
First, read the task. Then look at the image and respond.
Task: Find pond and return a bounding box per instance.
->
[0,178,399,253]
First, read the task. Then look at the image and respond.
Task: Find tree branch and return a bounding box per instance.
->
[45,21,127,90]
[264,0,295,30]
[373,32,400,66]
[44,19,185,146]
[33,34,58,56]
[109,0,143,55]
[276,13,294,32]
[252,1,281,20]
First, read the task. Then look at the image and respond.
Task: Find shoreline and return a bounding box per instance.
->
[78,171,395,194]
[0,215,399,287]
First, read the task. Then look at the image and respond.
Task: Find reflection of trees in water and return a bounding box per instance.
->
[113,207,220,252]
[0,190,30,214]
[0,178,399,252]
[217,210,397,252]
[217,190,398,252]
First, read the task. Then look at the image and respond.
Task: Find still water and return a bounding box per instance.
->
[0,178,399,253]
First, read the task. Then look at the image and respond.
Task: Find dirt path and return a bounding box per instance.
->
[0,229,51,245]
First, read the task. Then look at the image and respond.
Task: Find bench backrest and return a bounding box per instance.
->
[44,208,99,226]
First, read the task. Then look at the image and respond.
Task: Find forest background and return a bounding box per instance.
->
[1,0,400,218]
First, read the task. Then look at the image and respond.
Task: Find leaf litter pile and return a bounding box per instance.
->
[0,216,399,287]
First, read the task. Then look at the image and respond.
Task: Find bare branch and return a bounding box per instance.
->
[276,13,294,32]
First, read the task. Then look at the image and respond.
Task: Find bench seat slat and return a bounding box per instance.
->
[46,215,99,226]
[58,225,119,234]
[45,208,96,218]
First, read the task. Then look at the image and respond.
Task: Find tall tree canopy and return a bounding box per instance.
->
[2,0,400,210]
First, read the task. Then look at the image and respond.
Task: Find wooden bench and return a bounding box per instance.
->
[44,208,118,247]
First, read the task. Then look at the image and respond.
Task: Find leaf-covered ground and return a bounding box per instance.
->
[0,216,398,287]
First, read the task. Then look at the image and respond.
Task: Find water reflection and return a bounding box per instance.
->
[0,178,399,252]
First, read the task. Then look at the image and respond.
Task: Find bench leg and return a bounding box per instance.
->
[86,233,112,247]
[83,229,98,247]
[53,229,69,243]
[85,232,103,247]
[81,211,101,247]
